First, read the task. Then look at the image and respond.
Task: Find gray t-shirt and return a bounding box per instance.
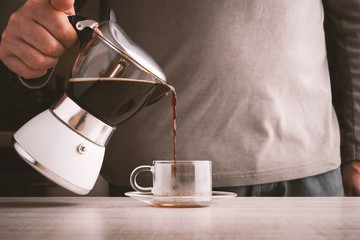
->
[100,0,341,187]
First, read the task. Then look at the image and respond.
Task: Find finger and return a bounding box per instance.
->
[64,6,75,16]
[0,52,47,79]
[26,2,78,49]
[1,32,58,70]
[38,10,77,48]
[10,39,58,70]
[50,0,75,12]
[8,16,66,57]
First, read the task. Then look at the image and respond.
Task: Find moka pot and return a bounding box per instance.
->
[13,15,170,195]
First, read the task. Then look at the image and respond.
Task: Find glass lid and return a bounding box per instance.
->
[96,21,166,82]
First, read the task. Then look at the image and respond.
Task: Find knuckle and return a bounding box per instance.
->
[29,55,47,69]
[43,41,61,56]
[54,23,77,48]
[2,31,17,45]
[1,31,10,44]
[25,0,40,14]
[1,28,17,48]
[8,12,21,26]
[53,24,68,43]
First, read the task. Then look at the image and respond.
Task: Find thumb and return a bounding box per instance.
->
[50,0,75,12]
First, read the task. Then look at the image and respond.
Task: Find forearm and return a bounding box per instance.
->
[323,0,360,163]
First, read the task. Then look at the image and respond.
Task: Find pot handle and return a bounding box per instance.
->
[68,15,97,49]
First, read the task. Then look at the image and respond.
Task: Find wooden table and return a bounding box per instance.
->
[0,197,359,240]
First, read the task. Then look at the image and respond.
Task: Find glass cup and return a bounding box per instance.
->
[130,160,212,205]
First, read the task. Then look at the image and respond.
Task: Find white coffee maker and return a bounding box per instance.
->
[13,16,170,195]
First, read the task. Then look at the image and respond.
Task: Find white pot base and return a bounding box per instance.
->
[14,141,91,195]
[13,109,106,195]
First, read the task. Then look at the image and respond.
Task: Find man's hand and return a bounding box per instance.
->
[341,160,360,196]
[0,0,77,79]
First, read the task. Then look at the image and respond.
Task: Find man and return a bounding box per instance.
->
[1,0,359,196]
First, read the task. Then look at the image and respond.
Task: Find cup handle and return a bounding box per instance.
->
[130,165,153,192]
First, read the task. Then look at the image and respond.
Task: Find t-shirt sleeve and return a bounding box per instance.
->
[323,0,360,163]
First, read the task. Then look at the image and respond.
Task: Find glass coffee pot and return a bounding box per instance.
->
[13,15,172,195]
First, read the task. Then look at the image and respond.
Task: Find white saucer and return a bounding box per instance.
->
[125,191,237,207]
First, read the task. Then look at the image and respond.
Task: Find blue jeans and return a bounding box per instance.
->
[109,167,344,197]
[214,167,344,196]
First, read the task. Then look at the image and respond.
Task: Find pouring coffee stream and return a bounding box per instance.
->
[12,15,178,194]
[170,85,178,177]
